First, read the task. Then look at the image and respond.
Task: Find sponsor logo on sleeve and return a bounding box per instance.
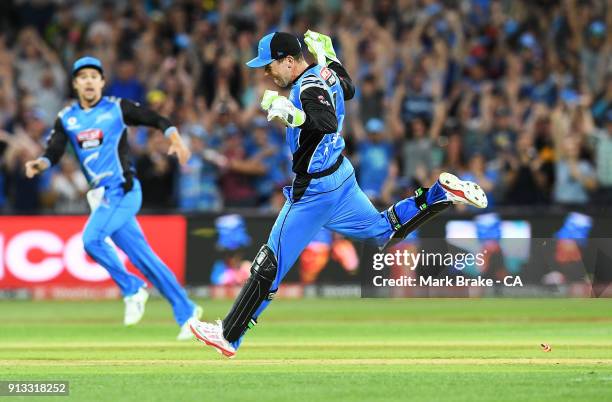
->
[320,67,337,86]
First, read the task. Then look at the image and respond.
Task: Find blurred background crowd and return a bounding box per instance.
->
[0,0,610,214]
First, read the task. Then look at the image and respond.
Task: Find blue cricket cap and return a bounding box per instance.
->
[72,56,104,77]
[246,32,302,68]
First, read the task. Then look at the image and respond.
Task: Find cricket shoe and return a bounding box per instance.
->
[189,319,236,358]
[123,286,149,326]
[176,305,204,341]
[438,172,488,209]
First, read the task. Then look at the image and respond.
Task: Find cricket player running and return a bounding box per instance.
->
[190,31,487,357]
[25,57,202,340]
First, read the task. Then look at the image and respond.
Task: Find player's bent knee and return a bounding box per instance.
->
[222,244,278,342]
[82,232,106,256]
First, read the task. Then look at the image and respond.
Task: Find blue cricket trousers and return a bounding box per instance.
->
[82,179,195,325]
[231,159,447,348]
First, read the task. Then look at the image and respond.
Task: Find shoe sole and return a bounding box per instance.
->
[189,322,236,358]
[439,172,488,209]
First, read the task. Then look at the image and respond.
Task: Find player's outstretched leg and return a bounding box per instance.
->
[82,188,148,325]
[111,216,201,338]
[383,172,487,248]
[322,171,488,250]
[82,227,146,296]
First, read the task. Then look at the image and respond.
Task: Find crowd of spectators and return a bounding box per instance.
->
[0,0,610,214]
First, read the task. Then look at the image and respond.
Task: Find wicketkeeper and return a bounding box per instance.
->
[190,31,487,357]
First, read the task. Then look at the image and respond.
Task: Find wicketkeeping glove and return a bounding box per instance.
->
[304,30,340,66]
[261,90,305,128]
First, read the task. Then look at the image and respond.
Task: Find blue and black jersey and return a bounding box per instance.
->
[287,61,355,201]
[43,96,176,191]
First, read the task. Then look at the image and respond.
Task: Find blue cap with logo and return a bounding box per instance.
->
[246,32,302,68]
[72,56,104,77]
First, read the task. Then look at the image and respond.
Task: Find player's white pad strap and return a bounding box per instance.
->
[86,187,105,212]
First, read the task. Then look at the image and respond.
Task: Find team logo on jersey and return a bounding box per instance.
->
[67,117,78,126]
[320,67,336,86]
[77,129,104,149]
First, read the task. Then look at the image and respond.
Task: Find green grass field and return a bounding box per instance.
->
[1,298,611,401]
